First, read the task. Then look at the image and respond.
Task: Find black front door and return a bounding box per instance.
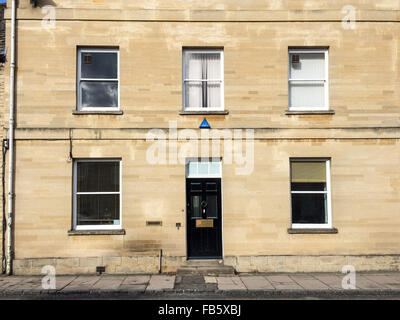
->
[186,178,222,259]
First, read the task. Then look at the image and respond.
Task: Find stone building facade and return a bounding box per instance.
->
[1,0,399,275]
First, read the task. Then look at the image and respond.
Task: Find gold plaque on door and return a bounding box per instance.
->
[196,219,213,228]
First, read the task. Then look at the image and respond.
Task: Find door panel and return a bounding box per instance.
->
[186,178,222,259]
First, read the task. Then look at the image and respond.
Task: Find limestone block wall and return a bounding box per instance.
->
[2,19,400,130]
[9,137,400,274]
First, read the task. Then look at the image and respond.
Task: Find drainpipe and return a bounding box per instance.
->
[6,0,16,275]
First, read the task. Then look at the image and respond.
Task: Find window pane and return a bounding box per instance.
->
[184,81,221,108]
[209,162,221,175]
[77,194,120,225]
[191,195,201,218]
[81,81,118,108]
[207,82,221,108]
[292,193,327,224]
[291,161,326,183]
[289,82,325,109]
[185,53,203,79]
[206,53,221,79]
[290,53,325,80]
[81,52,118,79]
[187,162,198,177]
[184,52,221,80]
[77,161,119,193]
[184,50,222,109]
[206,194,218,218]
[184,81,203,108]
[198,161,209,175]
[291,182,326,192]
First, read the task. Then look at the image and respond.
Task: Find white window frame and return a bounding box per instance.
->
[290,158,332,229]
[288,48,329,111]
[77,47,120,111]
[182,48,224,111]
[73,159,122,230]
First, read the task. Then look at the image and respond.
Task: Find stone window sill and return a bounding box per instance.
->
[179,110,229,115]
[285,110,335,115]
[287,228,338,234]
[73,110,124,115]
[68,229,126,236]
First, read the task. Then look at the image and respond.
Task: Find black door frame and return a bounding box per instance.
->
[186,177,223,260]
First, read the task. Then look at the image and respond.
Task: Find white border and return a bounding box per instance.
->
[182,48,224,111]
[288,49,329,111]
[73,158,122,230]
[290,158,332,229]
[77,48,120,111]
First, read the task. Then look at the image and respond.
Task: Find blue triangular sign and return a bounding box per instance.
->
[199,118,211,129]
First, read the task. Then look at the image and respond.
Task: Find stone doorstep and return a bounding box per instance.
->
[177,259,235,276]
[184,259,224,267]
[176,266,236,276]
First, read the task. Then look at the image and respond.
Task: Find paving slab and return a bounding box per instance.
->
[361,274,400,290]
[382,273,400,284]
[290,274,331,290]
[49,276,77,291]
[122,275,150,286]
[175,275,217,291]
[384,273,400,282]
[6,276,43,293]
[61,275,101,292]
[0,276,26,291]
[313,274,344,290]
[146,275,175,291]
[353,275,387,290]
[240,276,274,290]
[265,275,302,290]
[217,276,246,291]
[91,276,126,291]
[204,276,217,284]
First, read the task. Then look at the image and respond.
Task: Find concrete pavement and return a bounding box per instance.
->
[0,272,399,298]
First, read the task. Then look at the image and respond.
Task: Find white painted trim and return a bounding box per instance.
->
[288,48,329,111]
[77,47,120,111]
[72,158,122,231]
[290,158,332,229]
[182,48,224,111]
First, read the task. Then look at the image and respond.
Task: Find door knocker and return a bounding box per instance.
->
[201,200,208,217]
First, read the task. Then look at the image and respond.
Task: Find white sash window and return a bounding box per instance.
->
[290,159,332,229]
[288,49,329,111]
[77,48,120,111]
[183,49,224,111]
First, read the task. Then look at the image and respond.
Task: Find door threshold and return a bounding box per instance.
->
[187,257,223,260]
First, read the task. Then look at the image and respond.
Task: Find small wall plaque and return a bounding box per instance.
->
[196,219,213,228]
[146,221,162,226]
